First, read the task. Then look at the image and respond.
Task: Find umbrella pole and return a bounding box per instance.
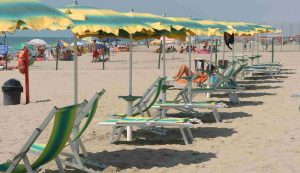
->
[214,37,218,66]
[127,35,133,141]
[188,36,192,102]
[271,37,275,63]
[158,41,162,69]
[102,42,105,70]
[56,46,59,70]
[223,37,225,62]
[161,36,167,116]
[73,34,78,104]
[207,36,213,98]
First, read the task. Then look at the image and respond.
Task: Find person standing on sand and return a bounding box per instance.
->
[91,39,98,63]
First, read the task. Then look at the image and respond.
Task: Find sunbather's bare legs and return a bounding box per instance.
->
[173,64,194,81]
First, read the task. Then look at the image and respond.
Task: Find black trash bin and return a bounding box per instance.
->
[2,79,23,105]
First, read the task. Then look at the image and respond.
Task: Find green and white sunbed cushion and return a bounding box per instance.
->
[104,117,190,124]
[153,101,225,109]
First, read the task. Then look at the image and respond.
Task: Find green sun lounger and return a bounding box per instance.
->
[98,117,194,145]
[0,103,84,173]
[113,77,163,118]
[30,90,106,173]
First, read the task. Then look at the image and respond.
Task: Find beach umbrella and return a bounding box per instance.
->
[27,39,47,46]
[0,0,73,104]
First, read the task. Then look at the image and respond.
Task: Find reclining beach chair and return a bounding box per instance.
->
[0,103,84,173]
[30,90,106,173]
[98,117,194,145]
[151,77,226,122]
[113,77,163,118]
[174,62,245,104]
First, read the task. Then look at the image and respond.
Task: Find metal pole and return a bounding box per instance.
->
[207,36,213,98]
[127,35,133,141]
[281,23,284,52]
[251,37,254,57]
[73,34,78,104]
[161,36,167,116]
[214,37,218,66]
[222,37,225,62]
[271,37,275,63]
[232,37,235,62]
[102,42,105,70]
[188,36,192,102]
[299,22,300,51]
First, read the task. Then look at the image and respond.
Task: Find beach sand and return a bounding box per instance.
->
[0,46,300,173]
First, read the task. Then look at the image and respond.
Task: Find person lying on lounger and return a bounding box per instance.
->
[173,64,216,84]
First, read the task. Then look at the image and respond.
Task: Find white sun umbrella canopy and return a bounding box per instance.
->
[27,39,47,46]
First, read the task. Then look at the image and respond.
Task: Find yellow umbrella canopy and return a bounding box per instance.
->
[169,17,234,36]
[122,12,190,40]
[195,20,279,36]
[0,0,72,33]
[59,5,156,40]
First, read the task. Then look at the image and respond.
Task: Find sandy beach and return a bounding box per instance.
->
[1,46,300,173]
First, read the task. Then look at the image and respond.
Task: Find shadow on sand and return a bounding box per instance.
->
[243,76,288,80]
[45,149,216,172]
[238,80,283,85]
[245,85,282,90]
[111,126,236,145]
[88,148,216,170]
[212,92,276,98]
[224,101,264,107]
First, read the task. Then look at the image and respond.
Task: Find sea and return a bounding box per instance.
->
[1,36,73,47]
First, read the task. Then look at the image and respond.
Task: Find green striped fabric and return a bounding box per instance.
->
[0,104,80,173]
[71,90,105,142]
[30,90,105,152]
[132,78,163,116]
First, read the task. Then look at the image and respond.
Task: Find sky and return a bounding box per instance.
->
[13,0,300,37]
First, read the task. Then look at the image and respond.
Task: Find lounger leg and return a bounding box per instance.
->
[55,156,66,173]
[146,110,151,117]
[179,127,189,145]
[186,127,194,142]
[69,141,84,167]
[77,138,88,158]
[113,126,125,143]
[212,109,222,123]
[22,155,34,173]
[229,92,240,103]
[110,127,117,144]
